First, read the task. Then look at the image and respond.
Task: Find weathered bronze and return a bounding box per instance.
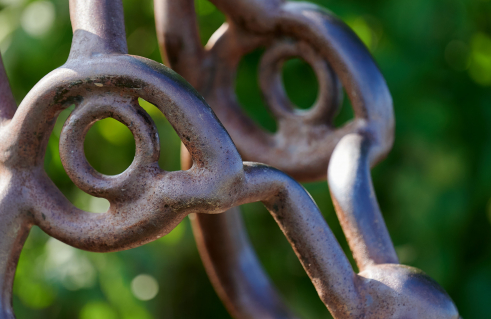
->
[156,0,461,318]
[0,1,437,318]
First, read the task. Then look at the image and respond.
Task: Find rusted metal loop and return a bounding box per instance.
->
[59,94,160,199]
[156,0,394,182]
[25,59,244,249]
[259,40,342,125]
[0,0,242,252]
[207,2,394,168]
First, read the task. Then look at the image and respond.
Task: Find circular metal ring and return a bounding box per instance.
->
[59,93,160,199]
[259,40,342,125]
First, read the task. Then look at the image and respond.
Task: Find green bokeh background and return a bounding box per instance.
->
[1,0,491,318]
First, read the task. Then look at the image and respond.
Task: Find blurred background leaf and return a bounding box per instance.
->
[1,0,491,318]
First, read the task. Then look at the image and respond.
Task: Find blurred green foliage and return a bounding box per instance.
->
[1,0,491,318]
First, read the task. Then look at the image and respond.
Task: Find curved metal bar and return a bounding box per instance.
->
[327,135,458,318]
[157,0,460,318]
[0,53,27,319]
[69,0,128,57]
[182,150,298,319]
[156,0,394,181]
[0,183,30,319]
[191,210,299,319]
[154,0,206,87]
[239,163,362,317]
[328,134,398,271]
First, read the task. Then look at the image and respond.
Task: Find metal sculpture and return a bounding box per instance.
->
[156,0,461,318]
[0,0,368,318]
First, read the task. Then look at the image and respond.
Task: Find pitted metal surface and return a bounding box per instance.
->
[156,0,461,318]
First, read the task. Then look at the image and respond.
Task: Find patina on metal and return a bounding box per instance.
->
[0,0,425,318]
[156,0,461,318]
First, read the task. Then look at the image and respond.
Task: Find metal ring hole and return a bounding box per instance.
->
[236,48,278,133]
[259,41,342,125]
[281,58,319,110]
[59,95,160,197]
[84,118,135,175]
[45,105,110,213]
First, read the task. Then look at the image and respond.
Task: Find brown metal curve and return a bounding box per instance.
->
[328,134,398,271]
[0,0,409,318]
[182,152,299,319]
[259,40,342,125]
[156,0,394,181]
[190,210,300,319]
[327,134,459,318]
[158,0,460,318]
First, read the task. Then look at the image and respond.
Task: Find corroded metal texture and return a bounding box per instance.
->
[156,0,461,318]
[0,0,436,318]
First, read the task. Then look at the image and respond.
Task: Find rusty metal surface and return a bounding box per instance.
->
[0,0,427,318]
[156,0,461,318]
